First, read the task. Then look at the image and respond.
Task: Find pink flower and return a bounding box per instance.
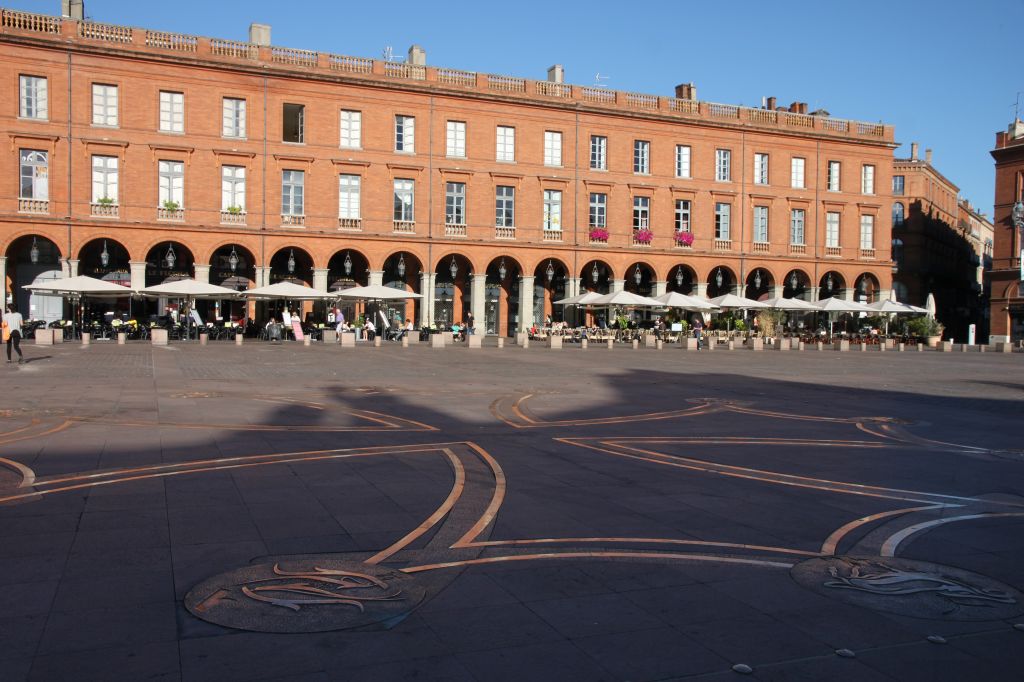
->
[589,228,609,242]
[634,228,654,243]
[675,231,694,246]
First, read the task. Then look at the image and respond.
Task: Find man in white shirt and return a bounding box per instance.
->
[364,319,376,341]
[4,305,24,364]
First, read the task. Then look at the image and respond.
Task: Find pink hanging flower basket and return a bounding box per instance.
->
[633,228,654,244]
[675,231,694,246]
[589,228,609,242]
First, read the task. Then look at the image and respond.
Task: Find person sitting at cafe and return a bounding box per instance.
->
[364,318,376,341]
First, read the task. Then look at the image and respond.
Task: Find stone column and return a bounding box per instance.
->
[368,270,384,287]
[876,288,892,303]
[567,277,581,299]
[808,286,820,301]
[611,279,625,293]
[255,266,270,288]
[518,275,535,331]
[841,287,853,301]
[129,261,147,291]
[653,280,667,297]
[694,282,708,298]
[66,258,79,277]
[419,272,433,328]
[471,274,486,335]
[771,285,783,299]
[193,264,211,284]
[313,268,329,293]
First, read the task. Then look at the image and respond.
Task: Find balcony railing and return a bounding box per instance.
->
[494,226,515,240]
[272,46,317,67]
[437,68,475,87]
[220,210,246,225]
[145,30,197,52]
[78,20,131,43]
[751,241,770,254]
[825,246,842,257]
[535,81,571,98]
[714,239,732,251]
[338,217,361,231]
[487,74,526,93]
[542,229,563,242]
[393,220,415,234]
[328,54,372,73]
[157,207,184,221]
[281,213,305,227]
[2,9,61,33]
[631,234,653,247]
[789,243,807,255]
[90,202,119,218]
[210,38,258,60]
[384,62,425,80]
[18,198,48,214]
[445,223,467,237]
[859,248,876,259]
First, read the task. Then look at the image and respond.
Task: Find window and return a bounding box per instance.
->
[675,145,691,178]
[590,135,607,170]
[715,149,731,181]
[674,199,691,232]
[892,175,905,195]
[339,110,361,148]
[860,215,874,249]
[19,75,47,120]
[633,196,650,229]
[495,186,515,227]
[222,98,246,139]
[221,165,245,211]
[754,153,769,185]
[158,160,184,207]
[753,206,769,242]
[19,150,48,200]
[589,193,607,229]
[634,140,650,174]
[861,165,875,194]
[445,182,466,225]
[826,211,840,247]
[338,174,360,219]
[395,115,415,152]
[714,203,731,240]
[496,126,515,162]
[543,190,562,230]
[91,155,118,203]
[544,131,562,166]
[790,209,805,245]
[892,202,905,227]
[827,161,841,191]
[92,84,118,127]
[283,104,304,143]
[446,121,466,158]
[159,91,184,133]
[282,170,304,216]
[393,179,414,221]
[791,157,805,188]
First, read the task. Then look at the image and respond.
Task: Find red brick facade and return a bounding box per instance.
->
[989,123,1024,342]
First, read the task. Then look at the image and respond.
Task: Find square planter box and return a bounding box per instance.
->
[151,328,168,346]
[431,334,447,348]
[548,335,562,349]
[468,335,482,349]
[34,328,55,345]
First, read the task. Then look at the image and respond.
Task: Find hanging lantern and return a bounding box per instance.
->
[287,249,296,274]
[29,237,39,265]
[449,256,458,280]
[397,254,406,278]
[100,240,110,268]
[228,246,239,273]
[753,269,762,290]
[789,271,798,290]
[826,272,834,291]
[675,266,684,287]
[591,262,599,284]
[715,268,723,288]
[859,278,867,293]
[546,260,555,282]
[343,251,353,276]
[633,265,642,286]
[165,244,176,270]
[498,258,507,281]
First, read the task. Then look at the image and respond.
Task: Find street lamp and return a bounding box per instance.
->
[397,254,406,278]
[675,266,684,288]
[498,258,507,281]
[29,237,39,265]
[287,249,296,274]
[165,244,176,270]
[826,272,834,292]
[591,262,599,284]
[789,271,798,291]
[753,269,762,290]
[228,246,239,273]
[343,251,353,276]
[633,265,642,286]
[100,240,110,268]
[449,256,458,280]
[546,260,555,282]
[715,268,723,289]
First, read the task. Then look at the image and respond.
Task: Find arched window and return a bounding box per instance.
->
[892,202,905,227]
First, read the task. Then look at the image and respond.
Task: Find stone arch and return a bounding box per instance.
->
[854,272,881,303]
[624,261,656,296]
[745,267,775,301]
[819,270,847,299]
[782,269,813,300]
[580,259,614,293]
[706,265,737,298]
[666,263,697,294]
[269,246,314,286]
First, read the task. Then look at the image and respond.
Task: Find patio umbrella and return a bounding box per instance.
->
[925,292,936,318]
[553,291,604,306]
[241,281,335,300]
[24,275,132,297]
[589,291,662,307]
[653,291,720,311]
[814,297,874,336]
[137,279,239,298]
[707,293,769,310]
[334,284,423,300]
[761,297,817,311]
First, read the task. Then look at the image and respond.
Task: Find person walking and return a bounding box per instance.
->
[692,316,704,351]
[4,305,24,364]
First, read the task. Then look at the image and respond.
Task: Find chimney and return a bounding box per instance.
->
[674,83,697,100]
[61,0,84,19]
[407,45,426,66]
[800,102,808,114]
[249,23,270,46]
[547,64,564,84]
[925,148,933,164]
[766,96,776,110]
[910,142,919,160]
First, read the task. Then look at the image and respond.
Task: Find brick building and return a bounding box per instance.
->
[1,4,895,334]
[956,199,994,341]
[989,120,1024,343]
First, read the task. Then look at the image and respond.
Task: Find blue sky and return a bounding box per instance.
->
[10,0,1018,213]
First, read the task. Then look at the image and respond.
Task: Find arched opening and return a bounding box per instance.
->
[667,264,696,295]
[268,246,314,323]
[78,238,132,318]
[532,258,568,324]
[745,267,774,301]
[706,266,735,298]
[209,244,256,322]
[381,251,422,329]
[485,256,521,336]
[854,273,880,303]
[624,262,655,296]
[143,241,195,321]
[782,269,811,300]
[7,235,62,323]
[819,271,846,300]
[434,254,472,328]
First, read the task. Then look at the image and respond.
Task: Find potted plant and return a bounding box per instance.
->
[226,205,243,215]
[906,316,944,346]
[162,200,181,212]
[96,196,115,206]
[633,228,654,244]
[674,231,694,247]
[589,227,609,243]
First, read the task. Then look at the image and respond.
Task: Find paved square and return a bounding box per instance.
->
[0,341,1022,681]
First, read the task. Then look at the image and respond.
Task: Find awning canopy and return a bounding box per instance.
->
[241,281,335,300]
[137,279,240,299]
[707,293,769,310]
[653,291,720,311]
[334,284,423,300]
[23,275,132,298]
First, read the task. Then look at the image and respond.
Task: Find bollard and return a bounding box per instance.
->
[149,329,167,346]
[917,343,924,352]
[401,335,409,347]
[960,343,969,353]
[606,338,614,350]
[581,338,588,350]
[199,333,208,346]
[773,339,789,351]
[995,342,1012,353]
[656,340,663,350]
[727,340,735,351]
[878,343,885,352]
[430,334,447,348]
[497,337,504,349]
[897,343,905,352]
[816,342,823,351]
[80,332,90,346]
[631,339,639,350]
[547,335,562,350]
[235,334,244,346]
[835,340,850,352]
[372,337,380,347]
[749,338,764,351]
[521,337,529,349]
[644,335,657,348]
[940,341,952,352]
[468,335,482,349]
[306,337,314,347]
[797,341,805,351]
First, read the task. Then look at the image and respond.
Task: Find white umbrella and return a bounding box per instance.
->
[867,300,921,314]
[553,291,604,306]
[589,291,662,307]
[241,281,334,300]
[137,279,239,299]
[23,275,132,297]
[335,284,422,300]
[653,291,720,311]
[707,293,769,310]
[814,297,874,313]
[925,292,936,318]
[762,296,817,311]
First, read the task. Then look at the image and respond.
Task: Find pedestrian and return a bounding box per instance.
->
[3,305,24,364]
[692,316,704,351]
[466,311,475,335]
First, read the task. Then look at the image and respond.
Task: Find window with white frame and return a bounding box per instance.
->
[19,150,48,200]
[221,165,245,212]
[19,75,47,120]
[338,174,360,219]
[543,189,562,230]
[715,148,731,181]
[675,199,691,232]
[860,215,874,249]
[861,164,875,194]
[826,211,840,247]
[446,121,466,158]
[92,84,118,127]
[496,126,515,161]
[395,115,415,152]
[753,205,769,242]
[222,97,246,139]
[339,110,361,149]
[714,202,731,239]
[159,91,184,133]
[393,178,414,221]
[91,155,118,203]
[589,193,606,229]
[633,196,650,229]
[281,170,304,216]
[495,185,514,226]
[445,182,466,225]
[634,140,650,174]
[158,160,184,207]
[892,175,905,195]
[590,135,607,170]
[790,209,805,244]
[791,157,805,189]
[544,131,562,166]
[675,145,691,178]
[827,160,841,191]
[754,153,769,185]
[892,202,905,227]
